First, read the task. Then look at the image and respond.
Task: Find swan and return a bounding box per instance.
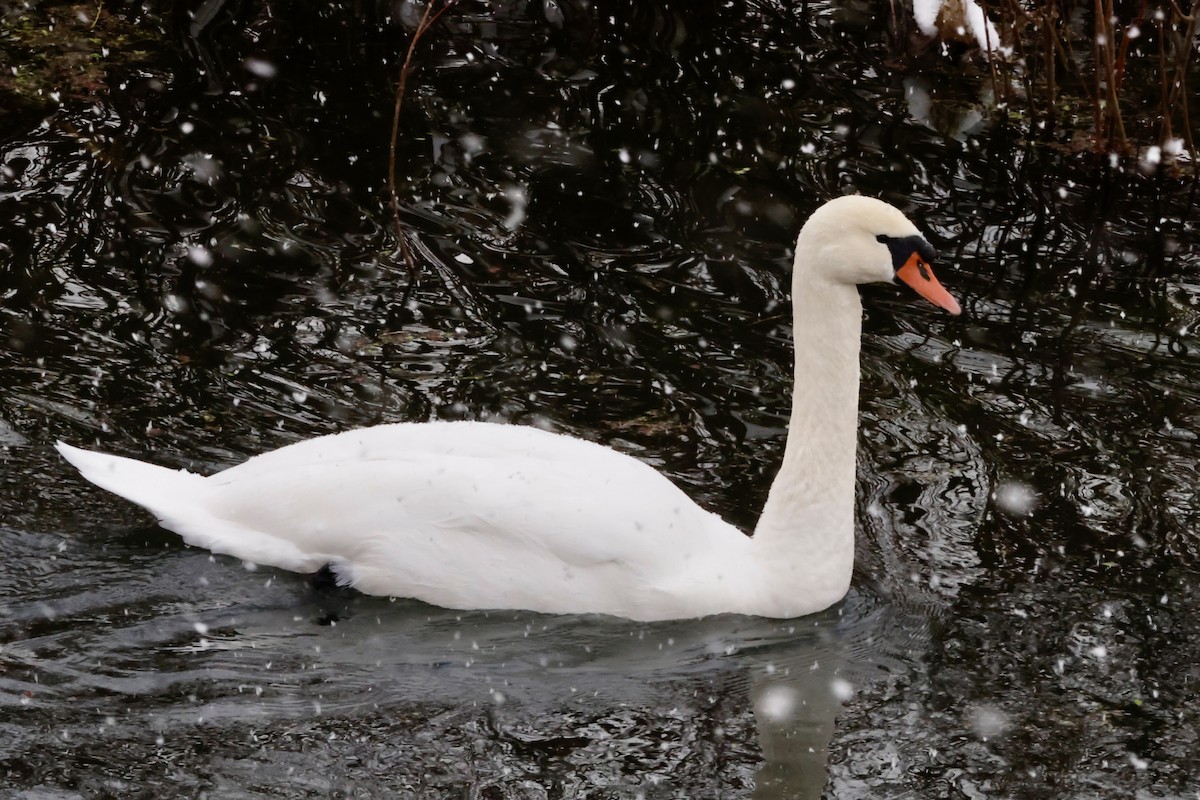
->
[57,195,960,621]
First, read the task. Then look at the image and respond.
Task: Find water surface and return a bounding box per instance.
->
[1,1,1198,797]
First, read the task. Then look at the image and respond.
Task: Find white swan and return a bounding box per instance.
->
[57,196,960,621]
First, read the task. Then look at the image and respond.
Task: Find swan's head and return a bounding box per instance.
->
[799,195,961,315]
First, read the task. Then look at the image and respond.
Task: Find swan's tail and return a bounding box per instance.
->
[56,442,322,572]
[56,442,209,515]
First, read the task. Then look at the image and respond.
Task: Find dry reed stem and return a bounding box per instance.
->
[1091,0,1108,151]
[1163,0,1198,155]
[972,0,1197,159]
[1158,14,1174,146]
[1042,5,1057,114]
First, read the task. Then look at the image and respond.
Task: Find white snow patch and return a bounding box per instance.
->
[913,0,1008,56]
[913,0,942,37]
[758,685,799,722]
[504,184,528,231]
[994,480,1038,517]
[830,677,854,702]
[969,704,1010,739]
[187,245,213,267]
[243,58,277,79]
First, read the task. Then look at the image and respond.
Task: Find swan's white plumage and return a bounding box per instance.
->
[58,424,755,620]
[58,195,958,621]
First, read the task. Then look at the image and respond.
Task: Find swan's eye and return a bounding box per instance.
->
[876,234,938,272]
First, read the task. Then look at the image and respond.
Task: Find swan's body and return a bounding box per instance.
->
[58,196,960,621]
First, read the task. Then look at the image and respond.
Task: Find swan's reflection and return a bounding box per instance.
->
[749,651,846,799]
[5,563,918,797]
[265,590,914,798]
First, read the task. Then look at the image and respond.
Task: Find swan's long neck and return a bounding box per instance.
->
[750,257,863,615]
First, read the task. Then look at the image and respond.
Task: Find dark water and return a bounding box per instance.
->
[2,1,1199,797]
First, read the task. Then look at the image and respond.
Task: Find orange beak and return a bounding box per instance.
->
[896,252,961,315]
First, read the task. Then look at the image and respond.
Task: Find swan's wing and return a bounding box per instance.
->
[202,422,746,614]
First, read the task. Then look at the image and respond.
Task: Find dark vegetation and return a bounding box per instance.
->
[3,1,1197,160]
[985,0,1199,158]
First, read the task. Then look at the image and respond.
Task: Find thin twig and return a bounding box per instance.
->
[387,0,460,298]
[1158,15,1173,146]
[1103,0,1124,150]
[983,0,1000,110]
[1171,2,1199,155]
[1042,4,1057,119]
[1092,0,1106,150]
[1109,0,1149,149]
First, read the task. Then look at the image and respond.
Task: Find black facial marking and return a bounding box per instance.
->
[876,234,938,274]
